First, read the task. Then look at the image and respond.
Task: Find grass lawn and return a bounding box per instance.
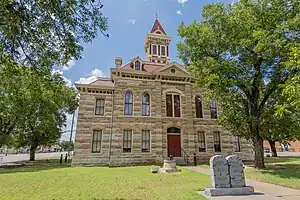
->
[0,161,210,200]
[245,156,300,189]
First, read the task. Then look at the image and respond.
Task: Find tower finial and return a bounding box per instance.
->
[155,12,158,19]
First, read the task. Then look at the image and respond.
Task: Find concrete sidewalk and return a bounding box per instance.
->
[185,166,300,200]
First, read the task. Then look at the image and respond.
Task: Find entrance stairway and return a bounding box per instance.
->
[174,157,189,166]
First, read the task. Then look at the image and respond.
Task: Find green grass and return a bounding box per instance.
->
[245,156,300,189]
[0,162,210,200]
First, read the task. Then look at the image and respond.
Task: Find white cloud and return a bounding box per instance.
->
[62,59,75,71]
[177,0,188,5]
[129,19,136,24]
[75,68,105,84]
[176,10,183,15]
[51,69,72,87]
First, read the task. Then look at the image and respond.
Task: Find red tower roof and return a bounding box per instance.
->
[150,19,167,35]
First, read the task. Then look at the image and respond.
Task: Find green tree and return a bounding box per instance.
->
[0,60,77,160]
[0,0,107,69]
[177,0,300,168]
[59,140,74,151]
[260,92,300,157]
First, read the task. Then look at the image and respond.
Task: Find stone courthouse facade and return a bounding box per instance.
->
[72,19,253,166]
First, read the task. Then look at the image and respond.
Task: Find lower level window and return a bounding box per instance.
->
[233,136,241,152]
[92,130,102,153]
[198,131,206,152]
[123,130,132,153]
[213,131,221,152]
[142,130,150,152]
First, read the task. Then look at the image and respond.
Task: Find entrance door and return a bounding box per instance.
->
[167,135,181,157]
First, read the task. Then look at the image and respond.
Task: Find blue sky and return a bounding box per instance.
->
[60,0,232,140]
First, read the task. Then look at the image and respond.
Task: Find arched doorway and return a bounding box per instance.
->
[167,127,181,157]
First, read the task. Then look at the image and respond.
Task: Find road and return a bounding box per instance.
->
[1,152,68,163]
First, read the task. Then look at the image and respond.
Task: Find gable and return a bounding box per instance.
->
[153,62,190,77]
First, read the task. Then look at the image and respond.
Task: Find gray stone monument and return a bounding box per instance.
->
[204,155,254,197]
[160,159,181,173]
[209,155,230,188]
[227,155,245,188]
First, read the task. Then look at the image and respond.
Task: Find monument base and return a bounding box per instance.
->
[160,159,181,173]
[204,186,254,196]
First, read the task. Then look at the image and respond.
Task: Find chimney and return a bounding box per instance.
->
[115,57,122,68]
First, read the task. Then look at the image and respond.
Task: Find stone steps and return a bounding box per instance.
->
[174,157,189,166]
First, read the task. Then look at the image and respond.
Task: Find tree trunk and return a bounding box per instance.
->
[252,133,265,169]
[29,146,36,161]
[269,140,277,157]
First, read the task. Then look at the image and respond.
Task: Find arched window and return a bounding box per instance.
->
[142,93,150,116]
[195,96,203,118]
[135,61,140,71]
[167,127,180,133]
[124,92,133,115]
[210,100,218,119]
[166,94,181,117]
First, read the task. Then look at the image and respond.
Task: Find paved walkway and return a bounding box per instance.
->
[185,166,300,200]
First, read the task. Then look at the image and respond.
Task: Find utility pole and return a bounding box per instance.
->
[68,111,76,157]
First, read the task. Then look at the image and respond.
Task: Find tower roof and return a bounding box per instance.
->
[150,18,167,35]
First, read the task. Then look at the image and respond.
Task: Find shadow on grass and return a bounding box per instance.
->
[259,163,300,180]
[0,159,71,174]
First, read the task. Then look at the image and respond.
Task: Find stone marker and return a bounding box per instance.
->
[203,155,254,197]
[210,155,230,188]
[226,155,245,188]
[160,159,181,173]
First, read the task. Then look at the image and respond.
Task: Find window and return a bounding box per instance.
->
[142,130,150,152]
[123,130,132,153]
[161,46,166,56]
[124,92,133,115]
[92,130,102,153]
[135,61,140,71]
[198,131,206,152]
[213,132,221,152]
[167,127,180,133]
[142,93,150,116]
[233,136,241,152]
[153,45,157,55]
[95,99,105,115]
[166,94,181,117]
[195,96,203,118]
[210,100,218,119]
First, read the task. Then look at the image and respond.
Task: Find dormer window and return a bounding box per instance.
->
[153,45,157,55]
[161,46,166,56]
[135,61,141,71]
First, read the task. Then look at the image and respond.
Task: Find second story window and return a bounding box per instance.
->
[210,100,218,119]
[124,92,133,115]
[135,61,140,71]
[166,94,181,117]
[195,96,203,118]
[95,99,105,115]
[142,93,150,116]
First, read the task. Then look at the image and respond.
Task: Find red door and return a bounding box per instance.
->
[167,135,181,157]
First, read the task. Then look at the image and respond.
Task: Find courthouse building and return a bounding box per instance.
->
[72,18,253,166]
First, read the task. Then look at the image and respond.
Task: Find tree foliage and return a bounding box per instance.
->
[0,57,78,160]
[59,140,74,151]
[177,0,300,168]
[0,0,107,68]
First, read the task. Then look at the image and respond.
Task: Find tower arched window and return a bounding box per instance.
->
[195,96,203,118]
[142,93,150,116]
[210,100,218,119]
[135,61,141,71]
[124,92,133,115]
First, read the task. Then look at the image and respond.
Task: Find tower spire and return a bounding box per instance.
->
[144,18,172,64]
